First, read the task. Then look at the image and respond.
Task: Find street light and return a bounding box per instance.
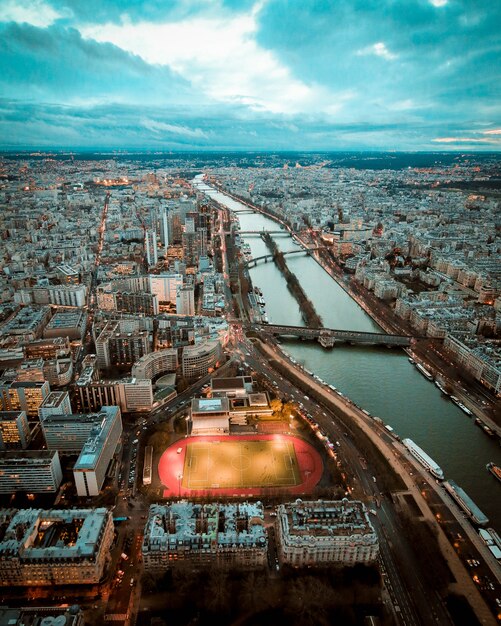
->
[177,473,183,498]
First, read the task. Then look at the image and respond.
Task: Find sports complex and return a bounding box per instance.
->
[157,434,323,497]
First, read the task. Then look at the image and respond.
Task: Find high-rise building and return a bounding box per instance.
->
[176,285,195,316]
[145,228,158,267]
[95,321,150,369]
[0,507,114,586]
[41,412,106,454]
[160,206,170,255]
[0,411,31,449]
[182,231,200,266]
[73,406,122,496]
[15,358,45,382]
[0,380,51,417]
[0,450,63,494]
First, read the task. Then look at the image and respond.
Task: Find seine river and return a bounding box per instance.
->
[199,181,501,531]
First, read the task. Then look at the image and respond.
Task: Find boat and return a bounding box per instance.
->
[457,402,472,416]
[415,363,433,381]
[443,479,489,526]
[434,380,450,396]
[487,462,501,484]
[402,438,444,480]
[450,396,471,415]
[408,357,415,364]
[482,425,495,437]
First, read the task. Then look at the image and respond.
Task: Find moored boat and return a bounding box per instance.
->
[487,462,501,484]
[415,363,433,381]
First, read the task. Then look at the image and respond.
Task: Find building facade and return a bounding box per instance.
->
[142,502,267,572]
[0,450,63,494]
[181,340,221,380]
[131,348,179,380]
[0,507,114,586]
[73,406,122,496]
[275,499,378,567]
[0,411,31,450]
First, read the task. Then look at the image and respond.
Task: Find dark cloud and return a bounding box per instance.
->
[0,22,194,105]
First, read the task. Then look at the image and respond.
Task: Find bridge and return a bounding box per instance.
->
[245,247,323,267]
[239,230,288,235]
[249,323,414,348]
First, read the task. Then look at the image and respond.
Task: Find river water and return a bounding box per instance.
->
[198,181,501,531]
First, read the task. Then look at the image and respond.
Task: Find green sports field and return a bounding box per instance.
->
[183,439,301,489]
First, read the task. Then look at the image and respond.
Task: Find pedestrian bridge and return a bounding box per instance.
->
[249,323,414,348]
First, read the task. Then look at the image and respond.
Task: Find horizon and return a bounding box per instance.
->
[1,0,500,151]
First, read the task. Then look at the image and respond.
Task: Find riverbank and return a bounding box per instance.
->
[255,338,498,625]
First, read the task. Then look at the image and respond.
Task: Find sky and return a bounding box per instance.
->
[0,0,500,151]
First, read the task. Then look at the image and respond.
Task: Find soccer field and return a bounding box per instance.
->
[183,439,302,489]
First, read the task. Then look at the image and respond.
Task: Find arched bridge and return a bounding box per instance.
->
[245,247,324,267]
[249,323,415,348]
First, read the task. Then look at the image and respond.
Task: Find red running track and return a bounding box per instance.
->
[158,434,323,498]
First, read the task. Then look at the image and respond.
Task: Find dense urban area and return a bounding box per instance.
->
[0,151,499,626]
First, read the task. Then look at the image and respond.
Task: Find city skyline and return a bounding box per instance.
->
[1,0,500,151]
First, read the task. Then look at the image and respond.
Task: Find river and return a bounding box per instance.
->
[197,180,501,532]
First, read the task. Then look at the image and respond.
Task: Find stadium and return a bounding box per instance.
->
[158,434,323,497]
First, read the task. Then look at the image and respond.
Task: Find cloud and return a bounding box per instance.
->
[0,0,66,28]
[432,136,501,144]
[141,118,209,139]
[0,0,500,150]
[80,4,334,115]
[357,42,397,61]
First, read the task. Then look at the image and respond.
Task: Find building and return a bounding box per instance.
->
[95,321,150,369]
[73,406,122,496]
[181,339,221,380]
[176,285,195,316]
[56,263,80,284]
[145,228,158,267]
[142,502,267,572]
[43,309,87,340]
[0,450,63,494]
[211,376,254,398]
[275,499,378,567]
[24,336,71,360]
[15,358,45,382]
[115,291,159,316]
[0,380,51,417]
[131,348,178,380]
[0,306,51,341]
[160,207,170,253]
[0,411,31,449]
[41,411,111,454]
[0,605,84,626]
[32,285,87,307]
[74,377,154,413]
[149,273,183,304]
[182,231,200,266]
[0,507,114,586]
[38,390,73,418]
[190,397,230,434]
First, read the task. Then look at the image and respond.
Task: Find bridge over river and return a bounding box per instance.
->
[249,322,417,348]
[245,247,324,267]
